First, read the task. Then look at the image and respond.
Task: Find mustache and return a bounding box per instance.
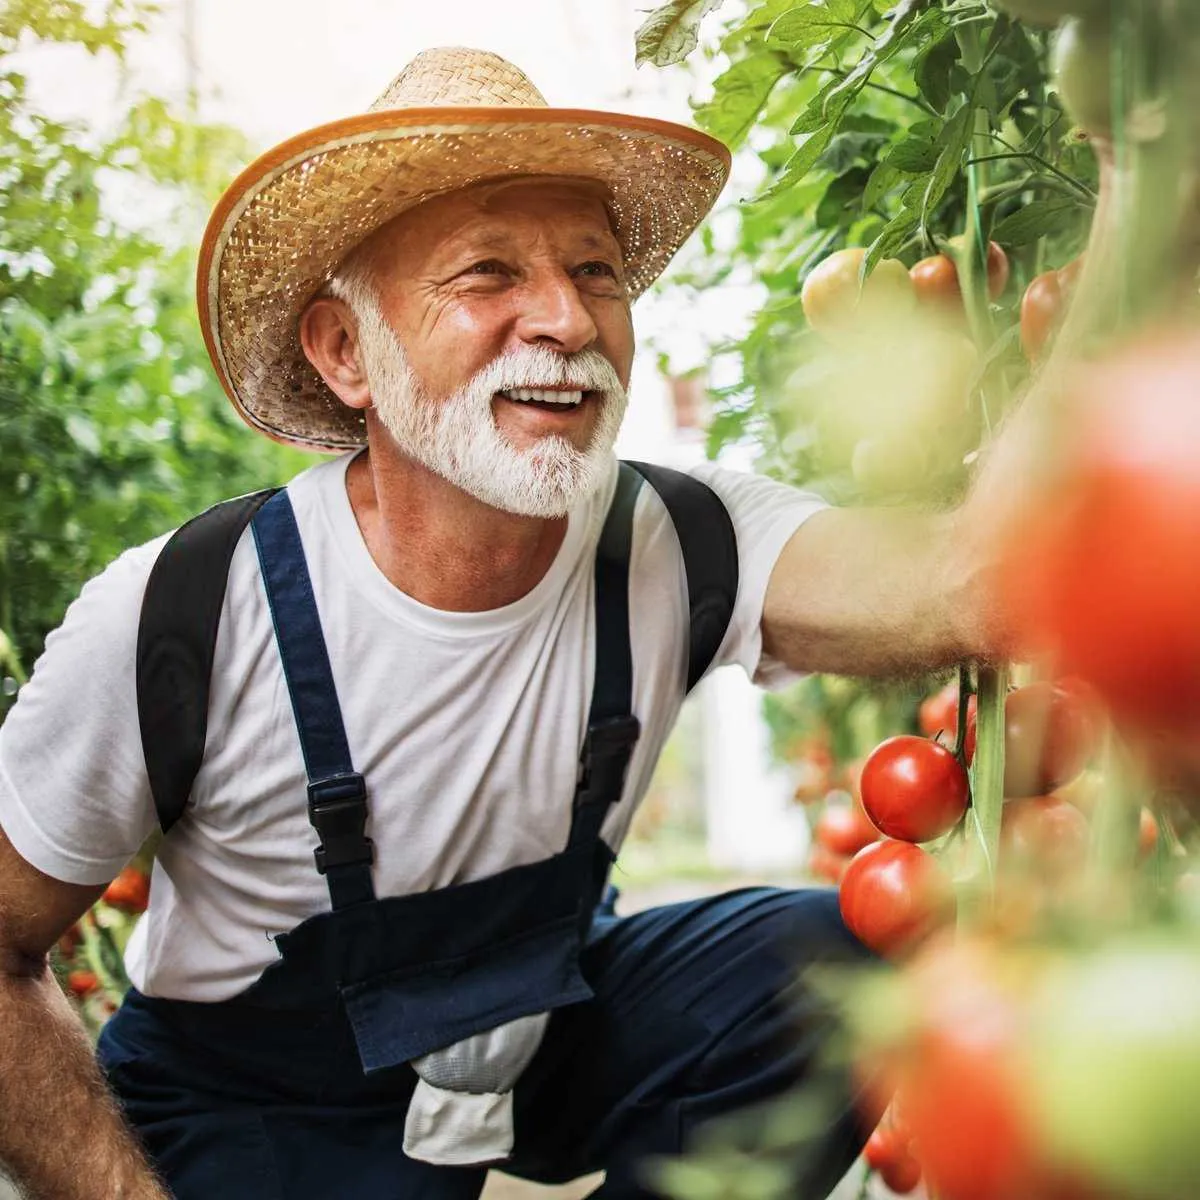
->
[470,346,625,398]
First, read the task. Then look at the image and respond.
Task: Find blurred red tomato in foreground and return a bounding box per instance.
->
[1002,331,1200,748]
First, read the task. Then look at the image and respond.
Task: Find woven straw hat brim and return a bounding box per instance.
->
[199,106,731,453]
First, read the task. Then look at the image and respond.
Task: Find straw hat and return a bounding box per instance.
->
[197,46,732,452]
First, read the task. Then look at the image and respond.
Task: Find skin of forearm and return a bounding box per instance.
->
[0,963,166,1200]
[762,505,982,678]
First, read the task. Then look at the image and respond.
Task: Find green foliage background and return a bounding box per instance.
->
[0,0,311,711]
[639,0,1104,778]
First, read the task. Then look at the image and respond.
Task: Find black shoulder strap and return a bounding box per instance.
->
[137,489,279,833]
[625,461,739,693]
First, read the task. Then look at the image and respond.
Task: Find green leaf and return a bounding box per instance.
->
[634,0,728,67]
[863,161,902,209]
[864,209,920,273]
[757,123,838,200]
[694,52,790,146]
[920,104,973,223]
[884,134,940,173]
[992,196,1084,246]
[765,4,849,50]
[913,32,961,114]
[817,130,887,174]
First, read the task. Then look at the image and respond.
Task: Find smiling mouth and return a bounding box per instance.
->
[497,387,596,410]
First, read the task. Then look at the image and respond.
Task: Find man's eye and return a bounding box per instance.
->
[466,260,506,276]
[577,261,617,278]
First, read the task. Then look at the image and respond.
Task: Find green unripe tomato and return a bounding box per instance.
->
[1053,16,1115,137]
[993,0,1105,29]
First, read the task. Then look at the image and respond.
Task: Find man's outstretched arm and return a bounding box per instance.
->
[761,502,987,679]
[0,826,167,1200]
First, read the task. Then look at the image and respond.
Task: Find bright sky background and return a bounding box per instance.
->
[19,0,765,458]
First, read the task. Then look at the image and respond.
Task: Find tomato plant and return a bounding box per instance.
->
[860,734,970,842]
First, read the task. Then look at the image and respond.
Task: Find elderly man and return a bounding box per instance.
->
[0,48,1001,1200]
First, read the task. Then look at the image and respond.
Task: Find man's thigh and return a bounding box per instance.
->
[508,887,876,1199]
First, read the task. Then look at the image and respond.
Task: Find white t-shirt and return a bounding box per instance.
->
[0,453,825,1001]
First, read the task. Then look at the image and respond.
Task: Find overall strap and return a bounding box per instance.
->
[626,461,739,693]
[251,491,375,910]
[570,463,643,848]
[137,488,279,834]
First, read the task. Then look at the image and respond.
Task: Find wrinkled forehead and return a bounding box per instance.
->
[352,176,623,279]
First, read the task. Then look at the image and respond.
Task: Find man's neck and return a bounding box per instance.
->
[344,446,569,613]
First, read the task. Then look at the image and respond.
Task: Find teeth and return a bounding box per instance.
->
[503,388,585,405]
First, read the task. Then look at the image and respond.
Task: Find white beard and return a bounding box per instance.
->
[350,296,628,518]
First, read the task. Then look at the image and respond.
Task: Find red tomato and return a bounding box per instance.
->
[879,1152,923,1195]
[815,802,880,857]
[808,844,850,884]
[66,969,100,998]
[1001,795,1090,878]
[967,683,1097,798]
[102,866,151,914]
[912,240,1009,308]
[1020,270,1066,360]
[860,735,971,843]
[918,681,959,737]
[864,1125,905,1171]
[839,840,955,957]
[1138,807,1159,861]
[1001,332,1200,742]
[895,943,1044,1200]
[55,922,82,959]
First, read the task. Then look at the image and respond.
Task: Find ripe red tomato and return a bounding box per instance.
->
[839,840,955,957]
[879,1152,923,1195]
[1137,807,1159,861]
[808,844,851,884]
[815,802,880,857]
[1020,270,1066,360]
[918,681,958,737]
[859,735,971,843]
[912,240,1009,308]
[895,942,1044,1200]
[909,254,960,305]
[1002,683,1097,797]
[66,969,100,999]
[1000,331,1200,743]
[864,1125,905,1171]
[1001,795,1090,878]
[102,866,151,914]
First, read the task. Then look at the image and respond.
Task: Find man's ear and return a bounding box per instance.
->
[299,297,371,411]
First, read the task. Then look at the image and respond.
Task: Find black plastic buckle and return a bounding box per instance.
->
[577,715,641,792]
[307,773,375,874]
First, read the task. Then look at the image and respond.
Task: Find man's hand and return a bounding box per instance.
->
[0,827,168,1200]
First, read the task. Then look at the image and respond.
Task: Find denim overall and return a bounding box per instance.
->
[99,465,877,1198]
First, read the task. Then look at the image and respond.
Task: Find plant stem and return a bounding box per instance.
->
[966,151,1097,201]
[970,664,1008,898]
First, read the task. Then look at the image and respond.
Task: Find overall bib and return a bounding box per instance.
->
[101,464,876,1198]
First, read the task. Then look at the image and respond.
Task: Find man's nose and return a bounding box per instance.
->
[514,272,599,354]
